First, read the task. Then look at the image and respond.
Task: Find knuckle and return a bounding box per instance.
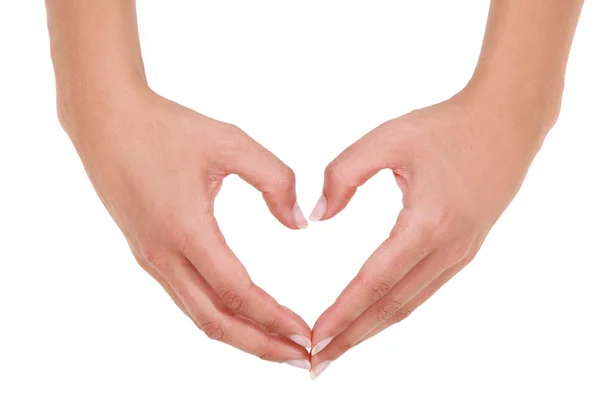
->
[56,105,69,132]
[264,317,280,333]
[220,287,246,313]
[224,122,244,137]
[273,166,296,191]
[402,303,418,315]
[212,123,246,156]
[324,161,348,187]
[257,337,275,361]
[414,219,438,248]
[390,311,409,324]
[263,165,295,194]
[139,245,159,267]
[138,241,167,271]
[338,340,354,353]
[461,250,477,266]
[416,207,461,246]
[138,217,187,265]
[390,304,417,324]
[368,278,394,303]
[449,239,475,264]
[339,317,354,331]
[167,226,189,253]
[200,320,227,342]
[429,213,452,239]
[378,300,404,323]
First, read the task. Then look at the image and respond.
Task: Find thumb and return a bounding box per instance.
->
[310,131,395,222]
[223,129,307,230]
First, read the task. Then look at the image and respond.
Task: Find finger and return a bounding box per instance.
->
[183,217,313,348]
[222,127,307,230]
[133,251,190,317]
[140,260,191,318]
[309,125,400,222]
[311,250,451,366]
[161,254,310,366]
[310,211,432,353]
[360,263,464,343]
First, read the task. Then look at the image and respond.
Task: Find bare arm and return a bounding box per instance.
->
[468,0,584,130]
[46,1,147,130]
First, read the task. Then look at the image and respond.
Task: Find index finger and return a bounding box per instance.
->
[182,215,312,348]
[310,210,433,353]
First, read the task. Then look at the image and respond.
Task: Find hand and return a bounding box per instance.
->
[308,89,559,377]
[61,89,312,368]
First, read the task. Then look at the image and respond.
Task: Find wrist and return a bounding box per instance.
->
[55,78,151,135]
[459,71,563,136]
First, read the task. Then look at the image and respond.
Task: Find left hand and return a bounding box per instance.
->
[308,89,559,378]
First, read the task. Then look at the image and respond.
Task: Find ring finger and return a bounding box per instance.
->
[311,250,452,366]
[163,253,311,366]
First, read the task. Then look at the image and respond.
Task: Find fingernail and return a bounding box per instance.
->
[310,361,332,380]
[311,336,333,356]
[309,195,327,221]
[292,202,308,229]
[288,335,312,349]
[285,359,311,370]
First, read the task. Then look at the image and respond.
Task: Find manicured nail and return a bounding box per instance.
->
[292,202,308,229]
[284,359,311,370]
[309,195,327,221]
[288,335,312,349]
[311,336,333,356]
[310,361,332,380]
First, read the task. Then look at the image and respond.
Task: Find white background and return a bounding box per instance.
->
[1,1,599,399]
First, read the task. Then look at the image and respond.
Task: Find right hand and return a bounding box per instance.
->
[59,88,311,369]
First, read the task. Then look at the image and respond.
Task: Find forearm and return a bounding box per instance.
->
[464,0,584,130]
[45,0,148,130]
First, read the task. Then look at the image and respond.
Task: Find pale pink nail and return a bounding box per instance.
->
[285,359,311,370]
[311,336,333,356]
[288,335,312,348]
[292,202,308,229]
[310,361,332,380]
[309,195,327,221]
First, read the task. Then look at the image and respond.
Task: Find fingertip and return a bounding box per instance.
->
[311,336,334,356]
[279,304,312,339]
[308,195,327,221]
[284,359,311,371]
[318,184,356,221]
[292,202,308,229]
[264,333,311,363]
[262,195,301,230]
[310,302,337,340]
[288,334,312,349]
[310,360,332,380]
[310,335,347,370]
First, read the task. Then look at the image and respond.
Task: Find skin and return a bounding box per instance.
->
[308,0,584,379]
[45,0,312,369]
[45,0,584,379]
